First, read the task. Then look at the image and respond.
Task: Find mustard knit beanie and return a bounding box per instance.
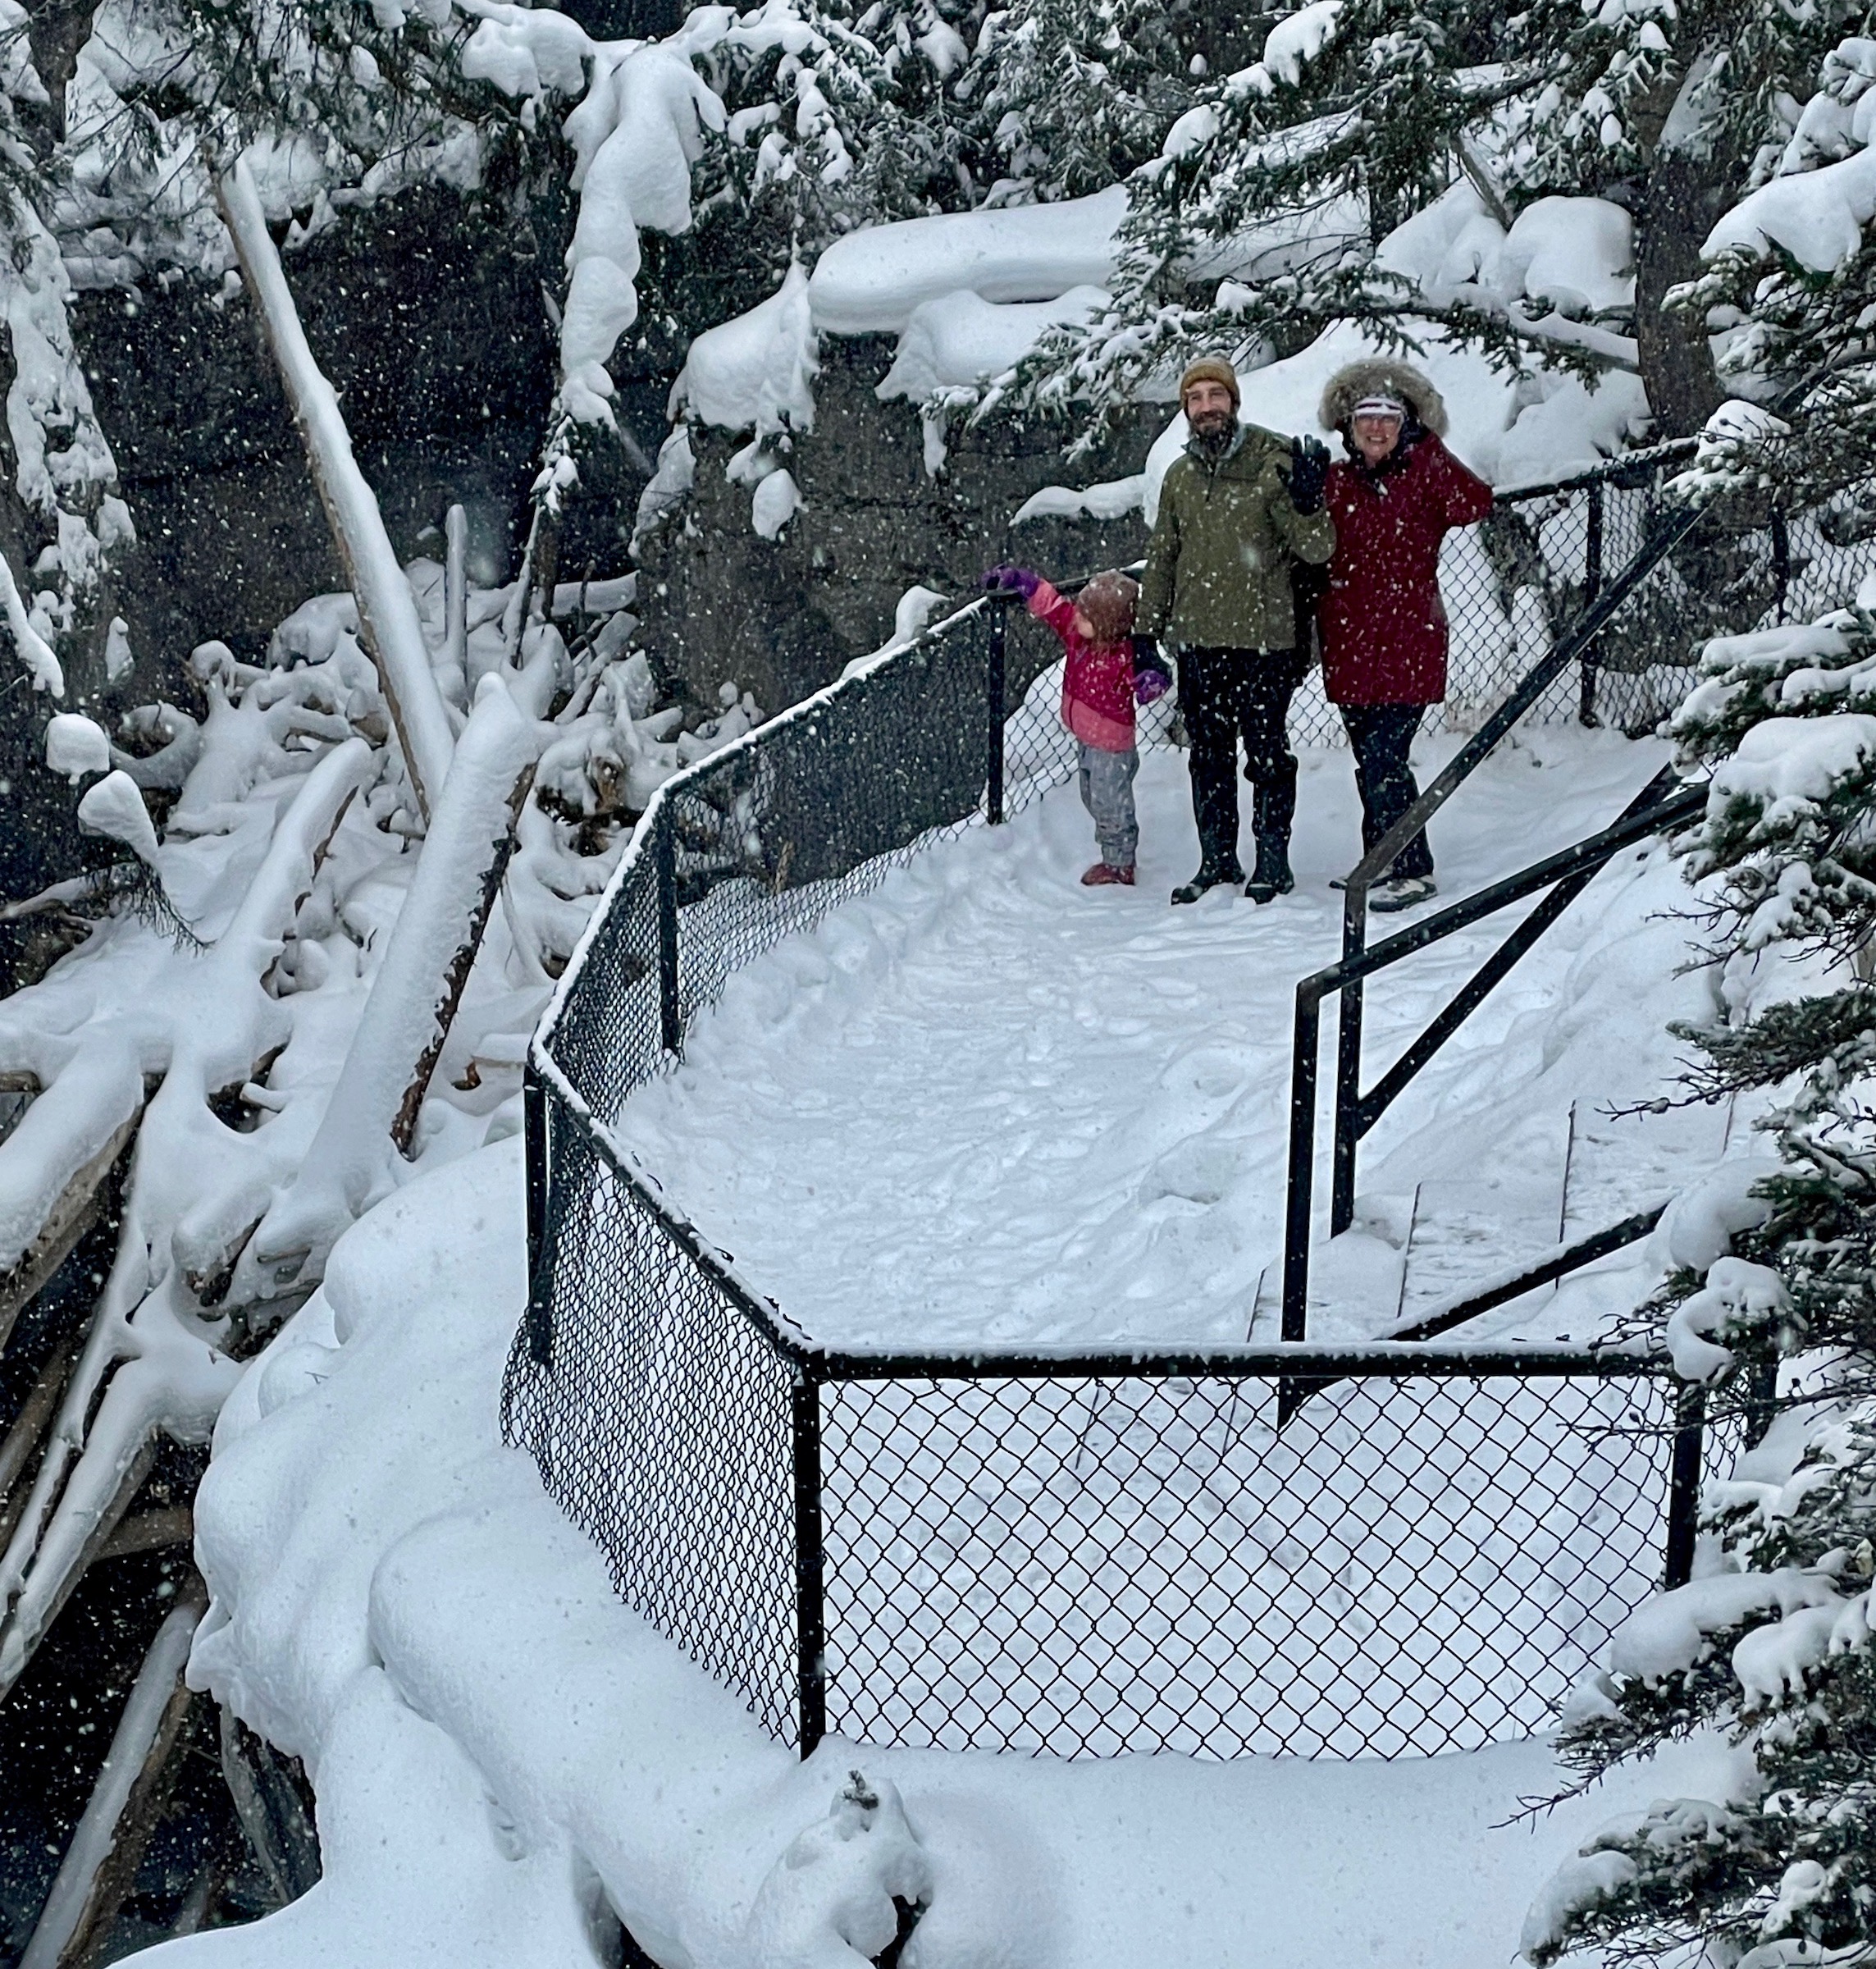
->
[1179,357,1241,410]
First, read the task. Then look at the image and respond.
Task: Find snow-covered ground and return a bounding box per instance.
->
[616,724,1732,1351]
[167,1135,1753,1969]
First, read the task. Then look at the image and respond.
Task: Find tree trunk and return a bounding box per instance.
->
[1631,53,1740,437]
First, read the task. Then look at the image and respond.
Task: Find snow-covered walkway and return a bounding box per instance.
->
[617,725,1723,1350]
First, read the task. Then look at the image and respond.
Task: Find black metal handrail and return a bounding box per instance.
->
[1282,766,1706,1343]
[1328,492,1724,1231]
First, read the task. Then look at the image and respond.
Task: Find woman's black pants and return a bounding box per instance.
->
[1341,703,1435,879]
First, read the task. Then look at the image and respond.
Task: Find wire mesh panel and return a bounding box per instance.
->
[819,1365,1695,1759]
[657,618,1002,1035]
[545,847,666,1126]
[502,1109,803,1743]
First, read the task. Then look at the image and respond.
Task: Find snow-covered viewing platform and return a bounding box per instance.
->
[9,0,1874,1957]
[614,727,1723,1353]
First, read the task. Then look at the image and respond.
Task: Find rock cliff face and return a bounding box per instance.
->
[632,333,1159,715]
[1,181,1160,970]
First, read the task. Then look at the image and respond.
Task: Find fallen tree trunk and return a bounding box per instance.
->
[0,1312,94,1556]
[20,1580,206,1969]
[219,1708,321,1910]
[250,681,541,1278]
[213,154,455,823]
[0,1439,156,1706]
[392,759,535,1154]
[0,1104,139,1359]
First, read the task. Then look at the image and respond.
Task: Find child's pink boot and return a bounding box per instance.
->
[1081,863,1135,887]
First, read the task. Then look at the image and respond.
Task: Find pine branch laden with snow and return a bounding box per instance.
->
[0,170,134,697]
[956,0,1876,460]
[969,0,1188,201]
[1527,597,1876,1967]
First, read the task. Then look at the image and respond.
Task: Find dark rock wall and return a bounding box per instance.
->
[78,185,562,673]
[633,335,1160,715]
[2,182,1165,976]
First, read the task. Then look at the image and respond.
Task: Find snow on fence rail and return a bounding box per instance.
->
[503,450,1846,1760]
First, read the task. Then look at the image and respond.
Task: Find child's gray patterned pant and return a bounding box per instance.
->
[1078,742,1139,869]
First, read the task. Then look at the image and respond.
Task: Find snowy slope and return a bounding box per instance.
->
[614,726,1730,1350]
[165,1138,1752,1969]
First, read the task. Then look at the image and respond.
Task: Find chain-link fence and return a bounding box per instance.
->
[507,1103,1739,1759]
[506,443,1827,1762]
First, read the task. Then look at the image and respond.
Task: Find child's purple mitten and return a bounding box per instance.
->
[1133,634,1171,704]
[984,564,1042,601]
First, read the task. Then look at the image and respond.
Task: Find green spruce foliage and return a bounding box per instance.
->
[1528,596,1876,1965]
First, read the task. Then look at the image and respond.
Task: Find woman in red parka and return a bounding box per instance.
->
[1315,359,1494,910]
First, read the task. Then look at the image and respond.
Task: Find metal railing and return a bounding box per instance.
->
[514,1082,1734,1760]
[504,444,1857,1765]
[1276,465,1830,1343]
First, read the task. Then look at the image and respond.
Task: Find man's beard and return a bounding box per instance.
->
[1188,411,1235,457]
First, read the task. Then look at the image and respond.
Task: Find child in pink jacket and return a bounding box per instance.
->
[984,565,1170,885]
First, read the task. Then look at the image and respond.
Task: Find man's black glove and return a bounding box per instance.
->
[1289,435,1330,515]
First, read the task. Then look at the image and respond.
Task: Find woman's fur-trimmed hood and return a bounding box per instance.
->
[1318,359,1449,438]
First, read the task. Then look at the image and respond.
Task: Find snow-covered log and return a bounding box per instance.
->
[249,682,541,1284]
[0,1100,141,1357]
[214,157,455,824]
[20,1585,205,1969]
[0,739,377,1695]
[219,1708,320,1911]
[0,1317,89,1556]
[0,1048,144,1277]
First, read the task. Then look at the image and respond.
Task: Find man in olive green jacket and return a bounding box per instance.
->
[1138,358,1334,904]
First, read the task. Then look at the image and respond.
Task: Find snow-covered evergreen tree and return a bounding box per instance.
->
[965,0,1187,202]
[997,0,1582,442]
[992,0,1876,455]
[1525,598,1876,1965]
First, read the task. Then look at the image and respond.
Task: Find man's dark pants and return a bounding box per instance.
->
[1177,645,1308,878]
[1342,703,1435,879]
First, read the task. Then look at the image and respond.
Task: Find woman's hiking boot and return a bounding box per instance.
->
[1081,862,1136,887]
[1369,874,1437,911]
[1244,837,1294,904]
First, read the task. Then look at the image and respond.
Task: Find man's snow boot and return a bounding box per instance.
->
[1244,837,1294,905]
[1171,863,1243,905]
[1082,862,1136,887]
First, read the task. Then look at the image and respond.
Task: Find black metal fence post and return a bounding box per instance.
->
[1578,480,1604,726]
[1664,1381,1705,1588]
[792,1370,828,1757]
[655,807,682,1056]
[1330,892,1366,1237]
[1282,980,1323,1345]
[523,1063,553,1368]
[985,597,1007,825]
[1770,509,1791,623]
